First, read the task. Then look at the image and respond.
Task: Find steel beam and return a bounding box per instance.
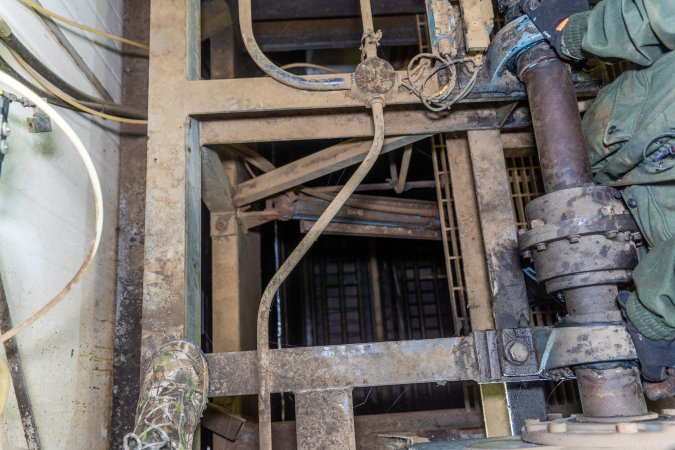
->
[467,129,547,432]
[295,389,356,450]
[206,325,636,397]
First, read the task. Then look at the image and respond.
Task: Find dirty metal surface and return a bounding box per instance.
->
[206,325,636,397]
[296,389,357,450]
[354,57,397,95]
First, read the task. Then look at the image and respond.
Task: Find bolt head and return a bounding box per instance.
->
[0,140,8,154]
[506,341,530,364]
[530,219,544,229]
[1,122,9,136]
[521,250,533,263]
[536,243,547,252]
[568,235,580,244]
[605,230,618,239]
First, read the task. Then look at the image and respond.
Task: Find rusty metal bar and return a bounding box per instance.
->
[394,144,413,194]
[206,324,636,396]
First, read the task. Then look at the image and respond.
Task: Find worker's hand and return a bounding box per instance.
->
[520,0,589,59]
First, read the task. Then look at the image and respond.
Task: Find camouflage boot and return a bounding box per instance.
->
[123,340,209,450]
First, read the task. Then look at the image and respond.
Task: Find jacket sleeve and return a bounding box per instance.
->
[563,0,675,65]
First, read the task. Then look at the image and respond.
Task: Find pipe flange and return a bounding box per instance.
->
[519,186,639,292]
[521,416,674,448]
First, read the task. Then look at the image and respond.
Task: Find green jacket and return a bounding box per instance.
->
[564,0,675,341]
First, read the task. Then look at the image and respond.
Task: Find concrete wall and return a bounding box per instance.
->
[0,1,124,448]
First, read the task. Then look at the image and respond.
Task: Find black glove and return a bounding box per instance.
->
[618,291,675,382]
[520,0,589,58]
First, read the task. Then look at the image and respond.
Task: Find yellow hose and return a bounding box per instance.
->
[17,0,149,50]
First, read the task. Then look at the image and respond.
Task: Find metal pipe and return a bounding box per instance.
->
[517,44,593,193]
[394,144,413,194]
[576,366,649,419]
[517,43,648,420]
[256,100,386,449]
[359,0,378,59]
[238,0,352,90]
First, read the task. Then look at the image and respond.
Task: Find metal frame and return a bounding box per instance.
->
[142,1,625,447]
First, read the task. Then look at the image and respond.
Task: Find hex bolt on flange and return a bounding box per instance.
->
[505,340,530,364]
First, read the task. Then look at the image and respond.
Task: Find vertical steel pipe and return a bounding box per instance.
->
[517,44,593,194]
[517,43,648,420]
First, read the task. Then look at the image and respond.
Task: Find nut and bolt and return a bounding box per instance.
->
[631,232,643,242]
[1,122,9,136]
[505,340,530,364]
[615,422,638,434]
[521,250,533,263]
[536,243,547,252]
[567,235,580,244]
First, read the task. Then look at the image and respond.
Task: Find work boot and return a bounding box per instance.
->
[123,340,209,450]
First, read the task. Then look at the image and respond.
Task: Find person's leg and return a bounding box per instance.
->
[123,340,208,450]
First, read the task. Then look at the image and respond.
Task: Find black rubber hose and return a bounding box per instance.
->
[0,57,147,120]
[3,33,108,105]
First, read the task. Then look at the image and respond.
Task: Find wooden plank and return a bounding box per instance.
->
[233,135,429,206]
[201,148,233,213]
[458,0,494,51]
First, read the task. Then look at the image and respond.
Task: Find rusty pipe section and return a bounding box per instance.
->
[517,44,593,194]
[517,43,648,420]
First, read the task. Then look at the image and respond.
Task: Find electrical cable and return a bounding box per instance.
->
[0,57,147,120]
[239,0,352,91]
[279,63,340,74]
[16,0,149,50]
[2,32,107,105]
[256,99,385,449]
[0,69,103,344]
[402,53,481,112]
[6,47,148,125]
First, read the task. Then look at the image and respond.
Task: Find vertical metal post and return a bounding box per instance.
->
[467,129,548,432]
[295,389,357,450]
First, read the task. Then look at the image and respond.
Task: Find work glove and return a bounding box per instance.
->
[618,292,675,389]
[520,0,589,59]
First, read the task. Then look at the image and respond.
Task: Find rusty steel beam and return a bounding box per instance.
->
[200,106,507,145]
[467,129,547,432]
[205,325,636,397]
[296,389,357,450]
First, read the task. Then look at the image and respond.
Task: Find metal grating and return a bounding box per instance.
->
[431,135,472,337]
